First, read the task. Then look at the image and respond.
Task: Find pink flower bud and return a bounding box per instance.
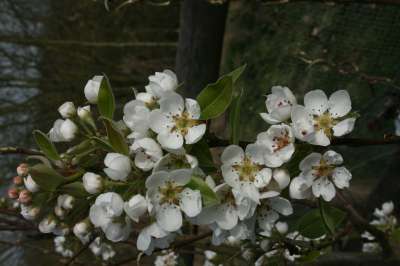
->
[18,190,32,204]
[16,163,29,177]
[8,188,18,199]
[13,176,23,185]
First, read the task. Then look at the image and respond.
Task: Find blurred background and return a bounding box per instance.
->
[1,0,400,265]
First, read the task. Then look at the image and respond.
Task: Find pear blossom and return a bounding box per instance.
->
[291,90,355,146]
[194,183,256,230]
[89,192,131,242]
[146,169,202,232]
[256,124,295,167]
[39,215,57,234]
[83,172,103,194]
[54,236,74,257]
[260,86,296,124]
[49,119,78,142]
[130,138,163,171]
[289,150,351,201]
[370,201,397,228]
[20,204,40,220]
[137,223,177,255]
[146,69,178,99]
[77,105,91,119]
[90,237,116,261]
[57,194,74,210]
[123,99,151,140]
[258,197,293,237]
[84,75,103,103]
[73,219,92,244]
[221,144,272,203]
[149,92,206,150]
[58,101,76,118]
[124,194,148,222]
[103,153,131,181]
[24,175,39,193]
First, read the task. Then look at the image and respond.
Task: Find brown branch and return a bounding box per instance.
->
[64,237,96,266]
[0,146,43,156]
[260,0,400,5]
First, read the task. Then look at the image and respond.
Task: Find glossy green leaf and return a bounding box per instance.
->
[29,164,65,191]
[297,206,346,238]
[185,176,219,207]
[197,65,246,120]
[33,130,60,160]
[102,118,129,155]
[229,88,243,145]
[59,182,89,198]
[189,139,215,173]
[90,137,114,152]
[97,75,115,119]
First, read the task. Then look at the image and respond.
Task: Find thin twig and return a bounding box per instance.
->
[0,146,42,156]
[64,237,96,266]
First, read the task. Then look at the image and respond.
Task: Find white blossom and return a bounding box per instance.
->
[137,223,177,255]
[39,215,57,234]
[146,69,178,99]
[154,250,178,266]
[83,172,103,194]
[73,219,92,244]
[54,236,74,257]
[124,194,148,222]
[153,152,198,173]
[260,86,296,124]
[89,192,131,242]
[221,144,272,203]
[49,119,78,142]
[149,92,206,150]
[20,204,40,220]
[258,197,293,237]
[289,150,351,201]
[130,138,163,171]
[58,101,76,118]
[103,153,131,181]
[146,169,202,232]
[90,237,116,261]
[123,99,151,140]
[77,105,91,120]
[256,124,295,167]
[57,194,74,210]
[84,75,103,104]
[291,90,355,146]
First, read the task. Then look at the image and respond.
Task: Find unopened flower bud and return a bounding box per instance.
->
[38,215,57,234]
[18,189,32,204]
[17,163,29,177]
[54,206,66,218]
[77,105,91,120]
[60,119,78,141]
[58,101,76,118]
[8,187,19,199]
[275,221,288,235]
[73,219,92,244]
[13,175,23,185]
[20,204,40,220]
[24,175,39,193]
[382,201,394,216]
[84,76,103,104]
[57,194,75,210]
[83,172,103,194]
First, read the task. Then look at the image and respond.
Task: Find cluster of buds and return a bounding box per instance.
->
[8,164,37,206]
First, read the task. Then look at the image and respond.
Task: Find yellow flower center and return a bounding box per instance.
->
[313,112,337,138]
[172,111,201,136]
[232,157,262,183]
[272,129,290,152]
[159,181,184,205]
[312,159,334,178]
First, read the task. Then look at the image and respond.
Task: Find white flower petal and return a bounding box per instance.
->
[221,145,244,165]
[239,182,260,203]
[137,230,152,251]
[149,109,173,133]
[254,168,272,188]
[312,177,336,201]
[323,150,343,165]
[159,92,184,116]
[268,197,293,216]
[272,169,290,190]
[307,129,330,146]
[332,118,356,137]
[221,165,240,188]
[245,144,265,165]
[157,131,184,150]
[124,194,148,222]
[332,167,352,189]
[170,169,192,186]
[185,124,206,144]
[289,176,312,199]
[299,152,322,171]
[328,90,351,118]
[156,203,182,232]
[89,205,110,228]
[146,171,168,189]
[185,98,201,119]
[215,204,238,230]
[260,113,281,124]
[179,188,202,217]
[291,105,314,140]
[304,90,329,115]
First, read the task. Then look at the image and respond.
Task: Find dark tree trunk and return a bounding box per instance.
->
[175,0,229,97]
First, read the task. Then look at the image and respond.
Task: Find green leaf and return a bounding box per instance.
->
[102,118,129,155]
[97,75,115,119]
[90,137,114,152]
[229,88,243,145]
[197,65,246,120]
[29,164,65,191]
[189,139,215,173]
[59,182,89,198]
[297,206,346,238]
[33,130,60,160]
[185,176,219,207]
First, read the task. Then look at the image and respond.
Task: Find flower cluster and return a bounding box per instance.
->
[7,68,359,263]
